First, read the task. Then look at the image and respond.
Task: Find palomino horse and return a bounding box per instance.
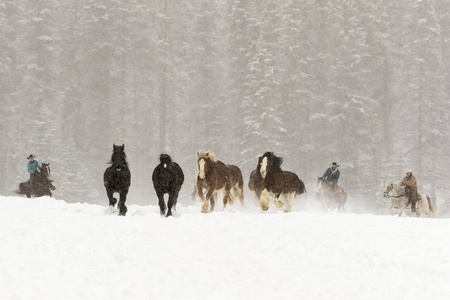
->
[317,177,347,212]
[152,154,184,217]
[248,156,264,204]
[383,179,436,218]
[196,151,244,213]
[259,152,306,212]
[17,163,56,198]
[104,144,131,216]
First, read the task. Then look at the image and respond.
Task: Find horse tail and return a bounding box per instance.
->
[426,195,437,218]
[297,180,306,195]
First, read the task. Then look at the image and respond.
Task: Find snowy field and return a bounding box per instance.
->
[1,196,449,300]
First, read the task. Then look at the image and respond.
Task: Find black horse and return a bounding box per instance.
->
[104,144,131,216]
[152,154,184,217]
[17,163,56,198]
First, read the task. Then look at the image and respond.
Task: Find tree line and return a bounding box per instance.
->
[0,0,448,215]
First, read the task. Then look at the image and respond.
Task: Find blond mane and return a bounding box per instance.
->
[197,151,218,162]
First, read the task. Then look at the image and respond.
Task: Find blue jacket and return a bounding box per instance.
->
[323,167,340,184]
[27,160,41,174]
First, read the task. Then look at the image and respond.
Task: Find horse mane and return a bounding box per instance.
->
[197,151,218,162]
[159,153,173,165]
[263,152,283,171]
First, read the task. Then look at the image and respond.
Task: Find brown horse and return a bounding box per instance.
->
[196,151,244,213]
[248,156,264,204]
[259,152,306,212]
[317,176,347,212]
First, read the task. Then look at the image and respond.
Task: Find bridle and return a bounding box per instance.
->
[384,183,405,198]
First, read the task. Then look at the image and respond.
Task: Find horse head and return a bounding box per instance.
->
[197,151,217,179]
[110,144,129,169]
[317,176,333,192]
[317,176,325,189]
[383,180,403,198]
[260,152,283,178]
[41,163,51,178]
[159,153,173,168]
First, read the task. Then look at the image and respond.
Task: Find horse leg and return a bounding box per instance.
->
[398,204,405,217]
[260,189,271,211]
[413,200,420,217]
[202,189,215,213]
[117,191,128,216]
[223,188,232,209]
[384,203,393,215]
[338,192,347,212]
[21,183,32,198]
[106,189,117,208]
[227,188,236,206]
[236,182,245,207]
[283,192,295,213]
[197,184,206,203]
[156,191,166,216]
[166,190,179,217]
[274,196,284,208]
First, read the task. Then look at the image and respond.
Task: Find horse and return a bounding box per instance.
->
[383,179,436,218]
[196,151,244,213]
[152,154,184,217]
[259,152,306,212]
[104,144,131,216]
[17,163,56,198]
[317,176,347,212]
[248,156,264,204]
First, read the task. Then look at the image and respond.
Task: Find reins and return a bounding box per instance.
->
[385,191,405,198]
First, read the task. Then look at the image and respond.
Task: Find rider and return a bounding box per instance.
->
[400,169,418,212]
[27,154,41,185]
[323,162,340,192]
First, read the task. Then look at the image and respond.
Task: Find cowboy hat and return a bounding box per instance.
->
[330,162,339,167]
[27,154,35,159]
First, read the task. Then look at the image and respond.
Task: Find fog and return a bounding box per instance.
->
[1,0,449,216]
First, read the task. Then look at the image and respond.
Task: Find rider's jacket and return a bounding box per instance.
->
[27,160,41,174]
[323,167,340,184]
[401,175,417,192]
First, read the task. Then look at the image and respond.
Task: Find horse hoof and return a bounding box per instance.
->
[275,202,284,208]
[262,207,268,211]
[166,212,173,217]
[201,210,208,213]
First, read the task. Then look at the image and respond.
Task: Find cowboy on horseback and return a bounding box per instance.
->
[27,154,41,186]
[400,169,418,212]
[323,162,340,192]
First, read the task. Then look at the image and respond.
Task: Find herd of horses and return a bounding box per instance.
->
[16,144,437,218]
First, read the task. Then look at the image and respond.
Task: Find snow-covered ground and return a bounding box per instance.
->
[1,195,449,300]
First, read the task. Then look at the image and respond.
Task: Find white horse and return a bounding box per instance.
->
[383,179,436,218]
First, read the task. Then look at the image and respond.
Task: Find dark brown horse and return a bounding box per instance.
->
[248,156,264,204]
[317,177,347,212]
[196,151,244,213]
[17,163,55,198]
[259,152,306,212]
